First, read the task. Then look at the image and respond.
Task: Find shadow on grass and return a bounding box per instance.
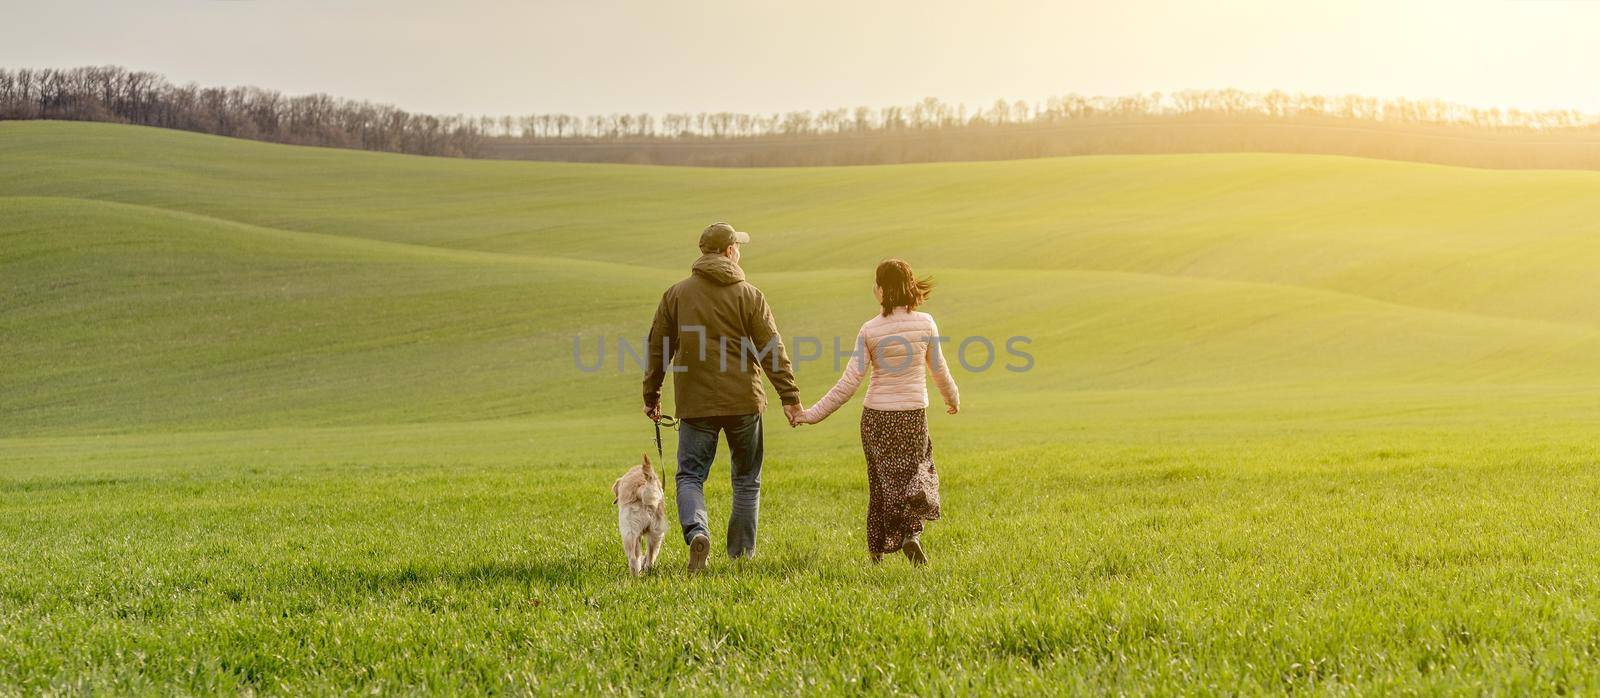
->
[0,476,149,493]
[289,539,845,600]
[301,557,597,593]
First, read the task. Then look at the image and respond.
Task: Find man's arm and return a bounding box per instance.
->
[642,290,675,418]
[746,291,801,412]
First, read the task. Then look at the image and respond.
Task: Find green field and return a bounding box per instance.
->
[4,120,1600,693]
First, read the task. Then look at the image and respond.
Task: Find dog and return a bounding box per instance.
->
[613,453,666,576]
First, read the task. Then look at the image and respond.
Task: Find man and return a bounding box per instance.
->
[643,222,803,572]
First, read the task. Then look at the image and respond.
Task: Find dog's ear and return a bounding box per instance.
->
[612,477,621,505]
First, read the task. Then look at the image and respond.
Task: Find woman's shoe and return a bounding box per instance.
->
[902,537,927,567]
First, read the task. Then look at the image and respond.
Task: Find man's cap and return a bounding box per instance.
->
[700,222,750,251]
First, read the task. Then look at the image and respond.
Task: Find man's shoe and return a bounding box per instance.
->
[903,536,928,567]
[687,534,710,572]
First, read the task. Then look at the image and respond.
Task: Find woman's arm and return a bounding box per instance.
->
[926,318,960,411]
[798,331,868,424]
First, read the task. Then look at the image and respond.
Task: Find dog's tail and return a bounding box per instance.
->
[641,452,654,479]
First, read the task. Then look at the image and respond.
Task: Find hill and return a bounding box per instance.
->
[4,121,1600,693]
[4,120,1600,435]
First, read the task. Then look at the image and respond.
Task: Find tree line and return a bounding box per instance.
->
[0,66,482,157]
[493,90,1595,141]
[5,65,1600,167]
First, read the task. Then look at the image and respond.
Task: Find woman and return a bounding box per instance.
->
[794,259,960,565]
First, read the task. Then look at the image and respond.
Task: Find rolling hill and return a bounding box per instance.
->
[5,120,1600,437]
[4,121,1600,693]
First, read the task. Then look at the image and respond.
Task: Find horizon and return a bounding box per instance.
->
[3,0,1599,117]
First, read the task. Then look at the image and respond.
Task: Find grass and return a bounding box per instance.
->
[3,121,1600,693]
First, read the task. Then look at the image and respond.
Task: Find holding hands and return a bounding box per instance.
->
[787,404,819,427]
[783,402,805,428]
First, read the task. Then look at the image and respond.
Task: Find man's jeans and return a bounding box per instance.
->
[676,413,763,558]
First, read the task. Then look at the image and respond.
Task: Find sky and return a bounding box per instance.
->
[3,0,1598,117]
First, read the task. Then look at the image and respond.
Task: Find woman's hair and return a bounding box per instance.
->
[875,258,934,316]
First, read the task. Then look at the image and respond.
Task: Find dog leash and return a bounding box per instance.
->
[652,414,680,459]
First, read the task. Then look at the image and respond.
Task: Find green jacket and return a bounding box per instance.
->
[643,254,800,419]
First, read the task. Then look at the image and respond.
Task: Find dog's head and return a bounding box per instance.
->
[613,453,656,505]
